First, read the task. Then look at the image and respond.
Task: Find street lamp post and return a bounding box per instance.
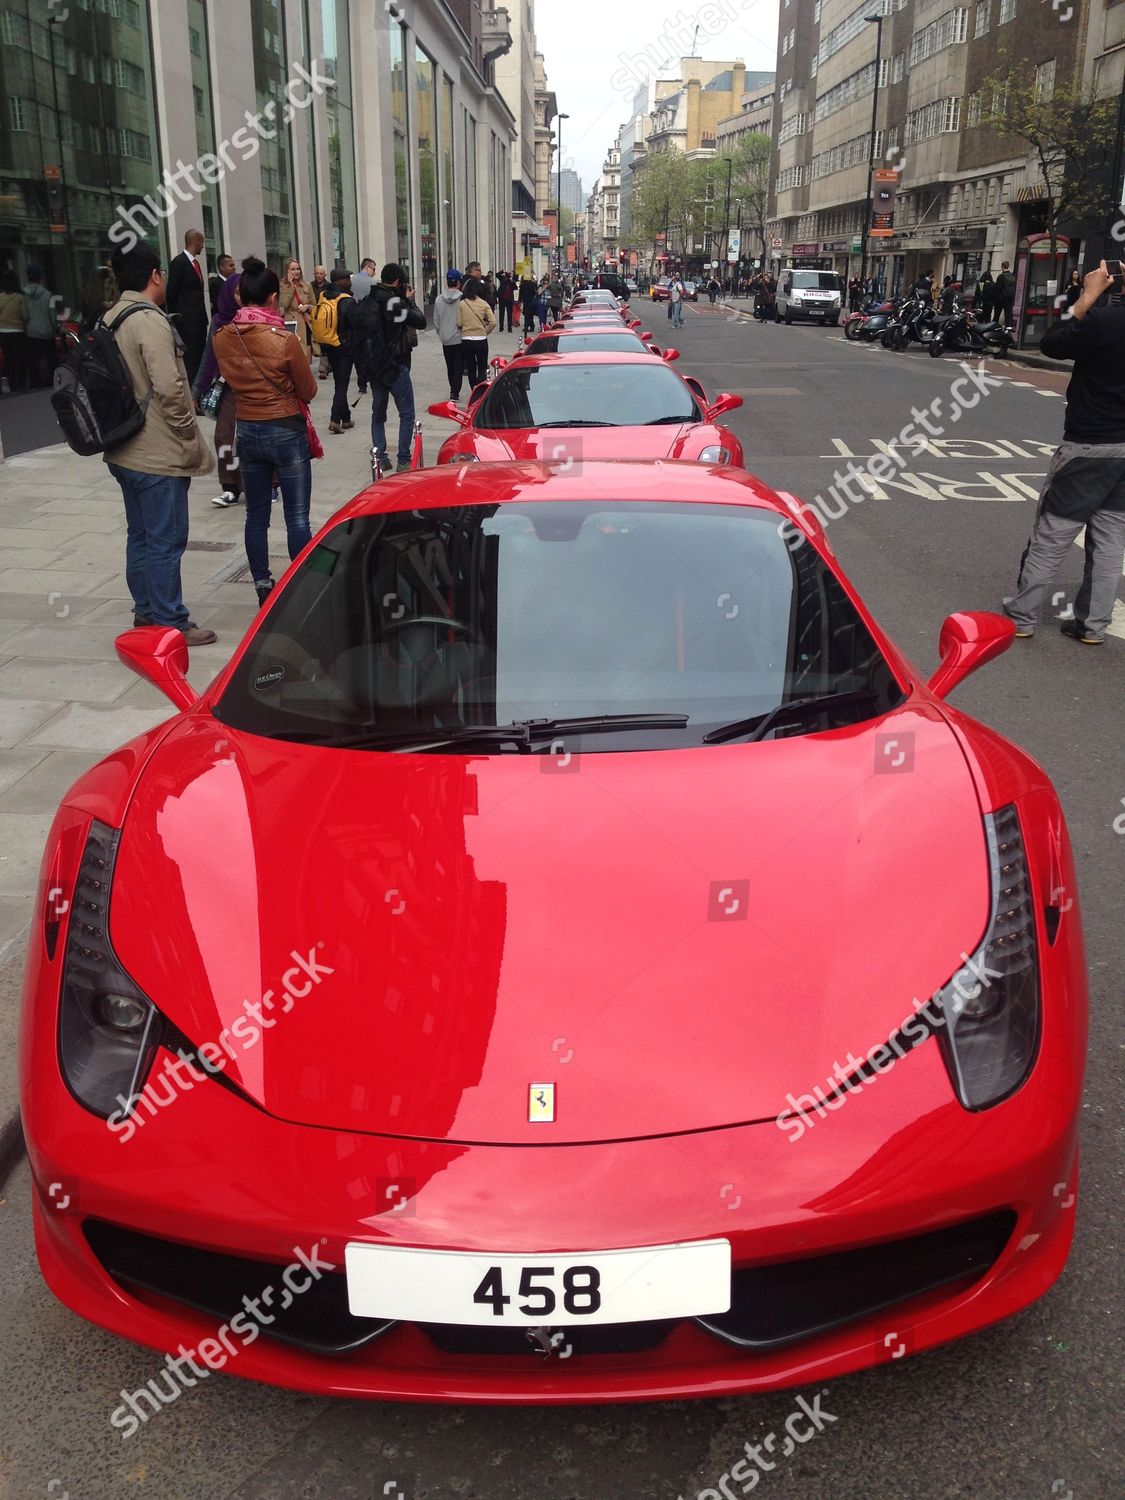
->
[720,156,733,284]
[556,112,569,275]
[858,12,885,291]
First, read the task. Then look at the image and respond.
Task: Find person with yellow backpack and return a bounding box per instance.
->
[308,267,354,433]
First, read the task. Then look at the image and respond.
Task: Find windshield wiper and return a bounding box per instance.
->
[282,713,690,753]
[702,688,882,745]
[535,419,615,428]
[643,414,691,425]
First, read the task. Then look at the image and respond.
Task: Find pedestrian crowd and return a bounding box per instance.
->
[41,225,563,650]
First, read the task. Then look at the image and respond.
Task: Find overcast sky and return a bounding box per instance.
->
[533,0,782,195]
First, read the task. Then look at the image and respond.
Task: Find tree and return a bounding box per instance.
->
[632,152,710,267]
[981,68,1117,325]
[727,132,772,263]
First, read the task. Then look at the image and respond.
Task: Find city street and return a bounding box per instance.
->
[0,306,1120,1499]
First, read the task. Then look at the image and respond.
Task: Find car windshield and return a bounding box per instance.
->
[475,364,697,428]
[213,502,903,752]
[526,333,646,354]
[792,273,840,290]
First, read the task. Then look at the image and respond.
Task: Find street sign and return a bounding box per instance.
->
[752,258,761,268]
[727,229,741,263]
[770,236,782,249]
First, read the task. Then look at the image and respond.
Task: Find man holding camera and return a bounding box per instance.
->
[1003,260,1125,645]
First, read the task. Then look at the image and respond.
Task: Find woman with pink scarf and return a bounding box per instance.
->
[214,257,319,607]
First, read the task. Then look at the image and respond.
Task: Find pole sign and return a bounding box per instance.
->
[727,229,741,263]
[871,170,900,238]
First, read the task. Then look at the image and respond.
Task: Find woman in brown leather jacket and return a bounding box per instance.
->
[214,257,318,606]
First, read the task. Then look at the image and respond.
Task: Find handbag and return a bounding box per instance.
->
[232,325,323,460]
[198,376,225,418]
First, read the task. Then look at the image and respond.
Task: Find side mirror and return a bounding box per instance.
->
[639,330,654,342]
[626,318,641,329]
[427,400,469,426]
[706,392,744,420]
[489,356,507,371]
[115,627,200,711]
[661,347,680,361]
[928,611,1015,698]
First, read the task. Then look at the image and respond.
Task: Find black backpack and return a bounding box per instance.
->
[51,303,155,457]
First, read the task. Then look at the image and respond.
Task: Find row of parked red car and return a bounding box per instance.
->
[427,287,744,466]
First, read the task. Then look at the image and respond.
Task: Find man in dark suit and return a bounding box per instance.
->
[164,228,209,385]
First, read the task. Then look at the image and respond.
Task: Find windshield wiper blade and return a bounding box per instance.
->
[535,419,614,428]
[285,713,690,754]
[702,688,882,746]
[643,414,691,425]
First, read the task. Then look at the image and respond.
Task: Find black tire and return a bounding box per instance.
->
[844,317,860,341]
[928,337,944,357]
[784,309,793,325]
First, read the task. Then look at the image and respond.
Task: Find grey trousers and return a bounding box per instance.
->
[1006,444,1125,638]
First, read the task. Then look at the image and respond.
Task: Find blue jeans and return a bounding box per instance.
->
[108,464,191,627]
[371,364,415,468]
[236,418,312,587]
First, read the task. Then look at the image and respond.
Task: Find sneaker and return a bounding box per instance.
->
[342,418,355,430]
[181,623,217,646]
[396,458,412,472]
[1001,601,1034,638]
[133,613,155,627]
[211,490,240,507]
[271,486,280,505]
[1060,620,1103,645]
[329,421,344,434]
[255,582,275,608]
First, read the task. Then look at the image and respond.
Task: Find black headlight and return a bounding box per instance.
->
[57,820,162,1120]
[936,805,1040,1109]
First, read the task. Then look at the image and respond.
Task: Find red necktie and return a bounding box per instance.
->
[192,258,202,283]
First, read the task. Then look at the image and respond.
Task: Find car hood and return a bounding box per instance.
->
[110,706,987,1145]
[450,426,706,463]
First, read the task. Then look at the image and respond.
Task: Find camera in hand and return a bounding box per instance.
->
[1107,260,1123,292]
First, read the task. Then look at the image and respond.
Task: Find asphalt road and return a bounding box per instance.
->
[0,304,1121,1500]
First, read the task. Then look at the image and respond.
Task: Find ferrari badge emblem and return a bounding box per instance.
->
[528,1082,555,1123]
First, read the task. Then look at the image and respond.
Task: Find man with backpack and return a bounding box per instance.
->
[90,244,216,645]
[347,262,426,474]
[310,267,354,434]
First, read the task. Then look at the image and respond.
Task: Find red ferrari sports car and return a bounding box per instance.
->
[497,328,679,368]
[21,461,1086,1406]
[428,353,741,466]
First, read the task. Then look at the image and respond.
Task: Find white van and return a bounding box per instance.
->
[777,270,843,326]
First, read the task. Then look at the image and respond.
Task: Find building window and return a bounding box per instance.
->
[967,91,981,126]
[811,54,818,76]
[188,25,201,56]
[388,18,413,278]
[251,0,297,268]
[873,128,884,157]
[998,0,1015,21]
[974,0,991,35]
[904,96,962,143]
[892,51,905,83]
[818,0,889,65]
[9,97,29,132]
[1035,58,1055,100]
[814,61,877,122]
[910,8,968,67]
[879,57,888,86]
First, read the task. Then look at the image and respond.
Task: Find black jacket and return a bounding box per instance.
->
[345,284,426,389]
[1041,304,1125,445]
[165,251,208,335]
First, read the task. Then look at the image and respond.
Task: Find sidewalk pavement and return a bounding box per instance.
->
[0,320,522,1171]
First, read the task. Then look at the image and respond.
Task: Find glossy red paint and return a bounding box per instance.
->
[431,354,741,466]
[21,461,1088,1403]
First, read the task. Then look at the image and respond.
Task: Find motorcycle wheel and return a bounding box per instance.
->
[928,338,944,357]
[880,329,897,349]
[844,317,861,341]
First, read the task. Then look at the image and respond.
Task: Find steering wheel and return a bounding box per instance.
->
[381,615,472,637]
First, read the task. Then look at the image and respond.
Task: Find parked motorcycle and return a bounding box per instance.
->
[844,295,894,341]
[847,296,902,343]
[880,294,937,350]
[928,306,1013,357]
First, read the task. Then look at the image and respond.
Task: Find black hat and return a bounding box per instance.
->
[330,266,352,283]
